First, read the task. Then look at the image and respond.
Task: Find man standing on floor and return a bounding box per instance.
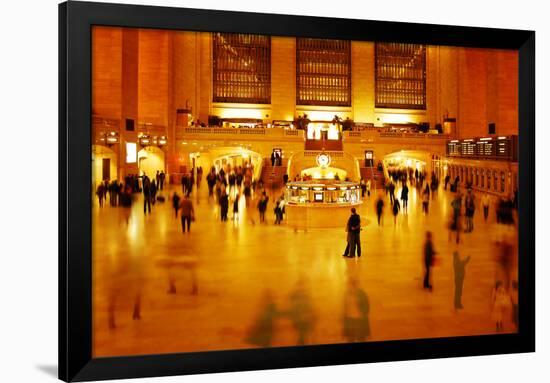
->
[179,194,195,233]
[344,208,361,258]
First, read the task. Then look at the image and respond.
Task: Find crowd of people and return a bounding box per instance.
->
[96,159,519,336]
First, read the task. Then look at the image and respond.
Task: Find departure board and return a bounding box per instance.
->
[446,136,517,161]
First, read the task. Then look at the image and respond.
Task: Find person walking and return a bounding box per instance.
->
[481,193,491,222]
[422,184,430,214]
[360,178,366,198]
[464,188,476,232]
[449,193,462,244]
[142,175,152,214]
[258,192,268,223]
[388,182,395,205]
[219,191,229,222]
[179,195,195,233]
[392,198,400,226]
[453,251,471,309]
[233,193,240,221]
[444,174,450,190]
[172,192,181,218]
[375,195,384,226]
[342,277,370,342]
[401,183,409,213]
[96,183,105,207]
[423,231,436,291]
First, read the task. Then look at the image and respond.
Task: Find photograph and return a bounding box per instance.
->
[91,26,520,357]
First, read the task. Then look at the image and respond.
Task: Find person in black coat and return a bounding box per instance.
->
[344,208,361,258]
[219,191,229,221]
[423,231,436,291]
[142,176,152,214]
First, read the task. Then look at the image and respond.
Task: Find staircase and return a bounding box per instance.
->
[360,166,385,189]
[260,158,288,189]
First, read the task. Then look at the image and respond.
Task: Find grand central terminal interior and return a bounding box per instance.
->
[91,27,519,357]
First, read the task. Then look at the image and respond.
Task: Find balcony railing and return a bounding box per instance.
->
[177,126,305,140]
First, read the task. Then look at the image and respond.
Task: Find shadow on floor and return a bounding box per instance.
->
[36,365,57,379]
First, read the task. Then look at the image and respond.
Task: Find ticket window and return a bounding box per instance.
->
[487,171,491,190]
[475,169,479,187]
[501,171,506,193]
[493,171,498,192]
[313,192,324,202]
[481,170,485,188]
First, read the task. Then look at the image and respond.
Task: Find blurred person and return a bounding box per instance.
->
[453,251,470,309]
[422,183,430,214]
[142,175,152,214]
[96,183,105,207]
[401,183,409,213]
[464,188,476,232]
[449,193,462,244]
[172,192,181,218]
[274,196,285,224]
[287,279,316,345]
[423,231,436,291]
[233,193,240,221]
[219,190,229,221]
[375,195,384,226]
[342,277,370,342]
[481,193,491,222]
[159,170,166,190]
[206,168,216,198]
[444,174,450,190]
[392,198,400,226]
[150,180,157,205]
[258,192,269,223]
[179,195,195,233]
[119,184,133,225]
[491,281,511,332]
[246,290,279,348]
[388,182,396,205]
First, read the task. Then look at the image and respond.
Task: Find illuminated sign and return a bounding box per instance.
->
[126,142,137,163]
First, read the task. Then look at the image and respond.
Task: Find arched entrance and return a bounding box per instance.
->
[209,147,263,180]
[383,150,431,177]
[92,145,118,189]
[138,146,165,179]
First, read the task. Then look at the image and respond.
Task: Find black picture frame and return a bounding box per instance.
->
[59,1,535,381]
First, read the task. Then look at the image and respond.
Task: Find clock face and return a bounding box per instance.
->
[316,153,331,168]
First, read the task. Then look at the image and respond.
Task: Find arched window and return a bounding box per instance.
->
[213,33,271,104]
[296,38,351,106]
[375,43,426,109]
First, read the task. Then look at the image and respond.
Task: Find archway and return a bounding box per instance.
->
[138,146,165,179]
[383,150,431,177]
[208,147,263,180]
[92,145,117,189]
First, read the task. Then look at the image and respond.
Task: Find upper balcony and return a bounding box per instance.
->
[176,126,305,142]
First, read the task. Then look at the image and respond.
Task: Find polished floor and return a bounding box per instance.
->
[92,181,518,357]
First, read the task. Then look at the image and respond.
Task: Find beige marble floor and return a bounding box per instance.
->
[92,182,518,357]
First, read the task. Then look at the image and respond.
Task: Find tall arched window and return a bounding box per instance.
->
[296,38,351,106]
[375,42,426,109]
[213,33,271,104]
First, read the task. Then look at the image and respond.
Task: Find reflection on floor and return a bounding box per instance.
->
[92,182,518,357]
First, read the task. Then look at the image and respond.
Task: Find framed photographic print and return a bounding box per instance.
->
[59,1,535,381]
